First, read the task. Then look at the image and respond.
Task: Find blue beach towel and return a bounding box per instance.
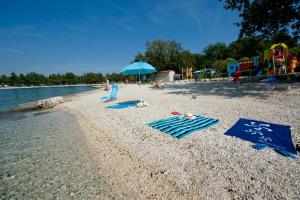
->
[147,115,219,139]
[106,101,138,109]
[225,118,297,159]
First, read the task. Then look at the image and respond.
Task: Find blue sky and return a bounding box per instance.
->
[0,0,239,75]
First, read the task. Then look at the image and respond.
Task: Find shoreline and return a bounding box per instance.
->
[0,84,102,90]
[55,82,300,199]
[61,106,189,199]
[0,87,99,113]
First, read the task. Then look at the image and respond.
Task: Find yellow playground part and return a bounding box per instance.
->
[181,66,193,80]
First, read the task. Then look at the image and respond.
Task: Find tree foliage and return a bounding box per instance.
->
[0,72,129,86]
[227,37,271,58]
[134,39,185,72]
[203,42,228,61]
[221,0,300,40]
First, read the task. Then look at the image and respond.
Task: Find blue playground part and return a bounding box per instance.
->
[100,84,119,101]
[227,62,240,77]
[147,115,219,139]
[256,70,262,76]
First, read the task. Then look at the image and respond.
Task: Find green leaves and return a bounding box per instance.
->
[221,0,300,40]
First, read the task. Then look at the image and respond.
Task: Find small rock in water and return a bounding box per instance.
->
[37,96,64,109]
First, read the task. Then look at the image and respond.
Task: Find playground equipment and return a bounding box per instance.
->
[289,56,297,73]
[227,43,297,81]
[227,62,241,84]
[267,43,288,74]
[181,66,193,80]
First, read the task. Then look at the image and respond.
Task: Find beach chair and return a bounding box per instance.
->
[100,84,118,101]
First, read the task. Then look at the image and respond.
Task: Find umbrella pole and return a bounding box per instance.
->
[139,72,141,84]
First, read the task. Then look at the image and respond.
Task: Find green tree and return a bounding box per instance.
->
[271,32,298,47]
[9,72,18,86]
[180,50,195,69]
[25,72,47,86]
[48,74,62,85]
[85,72,100,84]
[239,57,251,62]
[193,53,207,70]
[290,46,300,57]
[133,53,148,62]
[0,75,9,85]
[203,42,228,61]
[18,73,28,86]
[221,0,300,40]
[227,37,271,59]
[64,72,76,84]
[136,39,183,72]
[213,60,227,73]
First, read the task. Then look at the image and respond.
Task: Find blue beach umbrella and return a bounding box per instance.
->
[121,61,157,80]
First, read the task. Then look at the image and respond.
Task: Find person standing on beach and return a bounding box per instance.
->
[194,72,199,83]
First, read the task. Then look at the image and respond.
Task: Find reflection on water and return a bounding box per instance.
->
[0,111,111,199]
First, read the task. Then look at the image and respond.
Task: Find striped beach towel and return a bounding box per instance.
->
[147,115,219,139]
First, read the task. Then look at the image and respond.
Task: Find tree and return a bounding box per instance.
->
[221,0,300,40]
[133,53,148,62]
[0,75,8,85]
[290,46,300,56]
[135,39,184,72]
[9,72,18,86]
[64,72,76,84]
[203,42,228,61]
[193,53,207,69]
[25,72,47,85]
[271,32,298,47]
[180,50,195,69]
[85,72,100,84]
[18,73,27,86]
[213,60,226,73]
[227,37,271,59]
[239,57,251,62]
[48,74,62,85]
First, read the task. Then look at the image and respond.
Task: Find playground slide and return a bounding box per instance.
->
[256,70,262,76]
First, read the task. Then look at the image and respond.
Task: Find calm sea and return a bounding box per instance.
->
[0,86,96,112]
[0,86,114,198]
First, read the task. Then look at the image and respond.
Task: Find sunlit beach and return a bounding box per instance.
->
[1,0,299,199]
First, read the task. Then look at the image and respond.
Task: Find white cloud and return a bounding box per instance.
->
[146,0,221,34]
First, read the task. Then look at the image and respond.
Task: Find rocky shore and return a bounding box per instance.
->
[11,96,64,112]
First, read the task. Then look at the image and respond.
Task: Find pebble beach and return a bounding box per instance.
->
[59,81,300,199]
[1,81,299,199]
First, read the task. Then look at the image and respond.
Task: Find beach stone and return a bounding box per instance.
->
[274,85,291,91]
[0,172,10,179]
[37,96,64,109]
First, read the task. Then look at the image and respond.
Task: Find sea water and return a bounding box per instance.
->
[0,111,112,199]
[0,86,116,198]
[0,86,96,112]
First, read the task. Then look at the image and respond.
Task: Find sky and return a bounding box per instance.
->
[0,0,240,75]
